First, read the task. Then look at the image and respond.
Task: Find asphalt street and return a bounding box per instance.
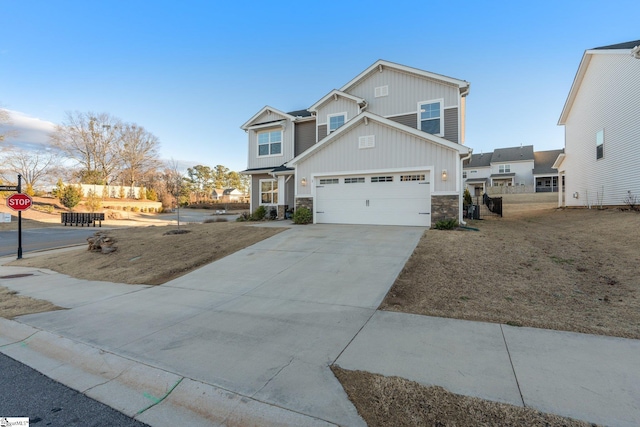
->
[0,352,149,427]
[0,228,99,257]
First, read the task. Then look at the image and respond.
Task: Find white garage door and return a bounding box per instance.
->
[315,172,431,226]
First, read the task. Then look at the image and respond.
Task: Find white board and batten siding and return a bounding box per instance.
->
[347,67,461,118]
[563,53,640,207]
[296,120,460,198]
[246,112,295,170]
[315,97,360,126]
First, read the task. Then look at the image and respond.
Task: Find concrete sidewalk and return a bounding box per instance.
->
[1,224,639,426]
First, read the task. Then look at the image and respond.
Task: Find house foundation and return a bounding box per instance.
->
[431,195,459,225]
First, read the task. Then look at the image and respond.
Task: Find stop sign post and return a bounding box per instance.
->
[4,175,30,259]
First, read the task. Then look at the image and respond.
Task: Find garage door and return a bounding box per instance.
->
[315,172,431,226]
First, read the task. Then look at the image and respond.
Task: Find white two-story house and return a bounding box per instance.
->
[556,40,640,207]
[241,60,471,227]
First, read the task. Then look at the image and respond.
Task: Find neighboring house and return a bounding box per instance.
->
[463,146,563,195]
[212,188,246,202]
[533,149,564,193]
[241,60,471,226]
[556,40,640,207]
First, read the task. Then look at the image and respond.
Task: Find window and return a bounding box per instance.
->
[260,180,278,205]
[499,164,511,173]
[345,177,365,184]
[319,178,339,185]
[257,130,282,156]
[463,171,467,179]
[358,135,375,149]
[596,129,604,159]
[328,113,346,132]
[374,85,388,97]
[418,99,442,135]
[400,174,426,181]
[371,176,393,183]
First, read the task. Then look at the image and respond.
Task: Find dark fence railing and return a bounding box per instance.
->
[61,212,105,227]
[483,194,503,217]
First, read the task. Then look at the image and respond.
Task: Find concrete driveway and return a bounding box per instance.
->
[2,224,424,426]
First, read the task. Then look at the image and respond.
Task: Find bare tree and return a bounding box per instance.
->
[164,159,186,229]
[0,146,61,190]
[50,111,123,184]
[117,123,161,189]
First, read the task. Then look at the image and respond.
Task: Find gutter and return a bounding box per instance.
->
[459,149,473,226]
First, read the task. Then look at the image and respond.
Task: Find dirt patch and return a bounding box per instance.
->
[332,367,596,427]
[381,208,640,339]
[8,222,285,285]
[0,286,63,319]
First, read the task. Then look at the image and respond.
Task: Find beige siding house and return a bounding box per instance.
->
[241,60,471,226]
[557,40,640,207]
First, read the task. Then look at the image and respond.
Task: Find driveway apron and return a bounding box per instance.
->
[8,224,424,426]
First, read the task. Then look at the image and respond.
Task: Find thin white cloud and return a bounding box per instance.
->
[2,110,57,150]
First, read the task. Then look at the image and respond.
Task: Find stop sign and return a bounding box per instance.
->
[7,193,33,211]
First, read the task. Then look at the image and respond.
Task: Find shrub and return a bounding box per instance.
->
[60,185,83,211]
[85,189,102,213]
[236,212,250,222]
[293,207,312,224]
[434,218,458,230]
[250,205,267,221]
[463,188,472,206]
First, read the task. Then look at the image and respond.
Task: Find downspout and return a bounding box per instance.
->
[459,150,473,225]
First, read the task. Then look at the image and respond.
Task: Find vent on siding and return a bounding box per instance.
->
[374,85,389,98]
[358,135,375,149]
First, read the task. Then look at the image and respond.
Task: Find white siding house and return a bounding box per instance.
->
[242,60,471,226]
[557,40,640,207]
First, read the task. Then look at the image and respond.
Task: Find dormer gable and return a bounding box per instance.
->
[308,90,367,113]
[241,106,296,131]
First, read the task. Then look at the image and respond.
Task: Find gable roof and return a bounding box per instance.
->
[308,90,366,112]
[491,145,534,163]
[593,40,640,50]
[241,106,296,130]
[533,149,564,175]
[340,59,470,96]
[464,152,492,168]
[559,40,640,125]
[288,111,469,166]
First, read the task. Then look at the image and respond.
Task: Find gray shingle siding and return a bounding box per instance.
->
[387,113,417,129]
[443,107,458,143]
[317,124,327,142]
[295,120,316,156]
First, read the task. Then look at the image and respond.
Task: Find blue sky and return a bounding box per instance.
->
[1,1,638,172]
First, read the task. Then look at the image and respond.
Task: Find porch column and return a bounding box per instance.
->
[557,173,564,207]
[277,175,286,219]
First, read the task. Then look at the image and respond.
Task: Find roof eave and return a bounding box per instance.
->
[241,106,296,130]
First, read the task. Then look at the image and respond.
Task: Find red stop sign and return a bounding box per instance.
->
[7,193,33,211]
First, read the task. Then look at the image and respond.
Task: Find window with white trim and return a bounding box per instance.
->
[358,135,375,149]
[418,99,442,135]
[499,164,511,173]
[371,176,393,183]
[319,178,339,185]
[345,177,365,184]
[596,129,604,159]
[328,113,346,132]
[257,130,282,156]
[463,171,467,179]
[374,85,388,97]
[260,180,278,205]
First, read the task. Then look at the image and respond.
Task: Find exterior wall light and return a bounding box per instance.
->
[301,177,307,187]
[441,170,448,181]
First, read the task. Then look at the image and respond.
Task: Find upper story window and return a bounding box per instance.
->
[596,129,604,160]
[328,113,346,133]
[499,164,511,173]
[463,171,467,179]
[418,99,443,136]
[258,130,282,156]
